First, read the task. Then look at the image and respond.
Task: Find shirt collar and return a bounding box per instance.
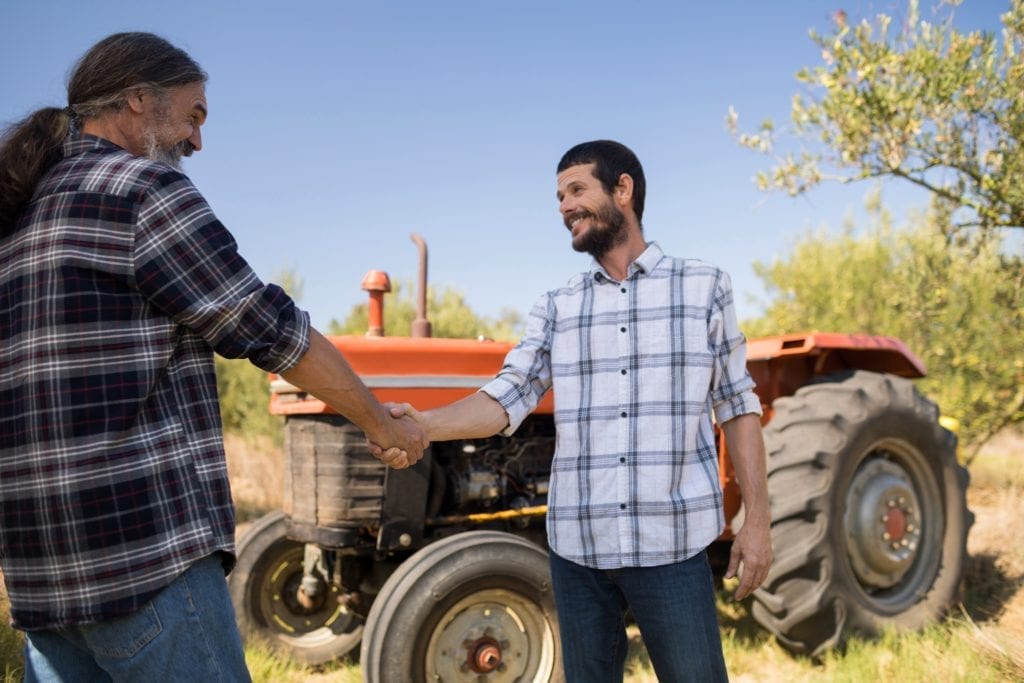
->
[590,241,665,283]
[62,134,126,159]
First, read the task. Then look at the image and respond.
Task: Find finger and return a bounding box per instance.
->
[734,569,756,600]
[388,402,414,417]
[735,559,770,600]
[379,447,406,466]
[724,547,741,580]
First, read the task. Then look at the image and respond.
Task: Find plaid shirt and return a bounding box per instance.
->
[0,135,310,629]
[482,242,761,569]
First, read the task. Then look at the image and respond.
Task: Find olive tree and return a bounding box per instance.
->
[744,193,1023,457]
[729,0,1024,232]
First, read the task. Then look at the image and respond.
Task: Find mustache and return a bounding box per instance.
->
[565,210,591,231]
[176,140,196,157]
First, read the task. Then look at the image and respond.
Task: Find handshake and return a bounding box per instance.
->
[366,403,427,469]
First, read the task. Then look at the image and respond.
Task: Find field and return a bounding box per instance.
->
[0,431,1021,682]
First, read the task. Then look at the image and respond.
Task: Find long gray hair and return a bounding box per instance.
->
[0,32,207,236]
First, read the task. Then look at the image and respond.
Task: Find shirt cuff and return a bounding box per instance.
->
[253,307,311,374]
[714,390,763,424]
[480,376,528,436]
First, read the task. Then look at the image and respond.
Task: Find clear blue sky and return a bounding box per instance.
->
[1,1,1004,331]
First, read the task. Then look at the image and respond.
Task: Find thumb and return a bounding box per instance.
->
[391,402,422,420]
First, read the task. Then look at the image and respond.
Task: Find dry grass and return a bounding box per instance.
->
[223,428,1024,682]
[224,433,285,526]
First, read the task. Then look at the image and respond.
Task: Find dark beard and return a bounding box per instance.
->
[567,201,628,259]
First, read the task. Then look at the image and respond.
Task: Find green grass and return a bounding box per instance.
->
[1,435,1019,681]
[0,603,1019,683]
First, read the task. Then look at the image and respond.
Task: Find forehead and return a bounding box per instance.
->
[557,163,598,191]
[167,82,208,118]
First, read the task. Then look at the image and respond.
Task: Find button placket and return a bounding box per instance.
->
[616,279,631,523]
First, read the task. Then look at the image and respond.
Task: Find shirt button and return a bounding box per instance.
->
[620,504,627,510]
[620,287,627,293]
[620,411,627,418]
[620,326,626,333]
[619,456,626,463]
[620,369,627,375]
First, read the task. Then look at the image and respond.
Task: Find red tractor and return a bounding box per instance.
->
[228,241,971,681]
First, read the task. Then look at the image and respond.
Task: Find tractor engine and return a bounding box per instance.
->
[429,417,554,522]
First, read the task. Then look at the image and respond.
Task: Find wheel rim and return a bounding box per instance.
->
[251,542,360,650]
[423,588,556,682]
[843,439,943,608]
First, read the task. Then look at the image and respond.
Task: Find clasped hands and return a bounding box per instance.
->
[367,403,426,469]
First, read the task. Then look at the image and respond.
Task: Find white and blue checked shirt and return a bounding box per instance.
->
[481,242,762,569]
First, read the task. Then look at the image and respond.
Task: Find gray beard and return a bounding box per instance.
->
[141,121,190,169]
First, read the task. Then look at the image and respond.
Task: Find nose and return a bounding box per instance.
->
[559,195,574,216]
[188,127,202,153]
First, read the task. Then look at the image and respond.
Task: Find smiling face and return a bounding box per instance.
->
[557,163,629,258]
[140,81,207,168]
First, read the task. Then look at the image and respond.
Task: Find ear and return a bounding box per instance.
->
[125,89,147,115]
[613,173,634,209]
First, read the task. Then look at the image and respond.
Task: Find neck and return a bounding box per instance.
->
[81,111,143,156]
[597,226,648,281]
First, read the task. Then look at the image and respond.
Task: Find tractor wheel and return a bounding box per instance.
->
[752,371,972,657]
[229,511,363,665]
[360,530,563,683]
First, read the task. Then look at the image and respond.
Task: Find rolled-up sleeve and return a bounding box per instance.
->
[480,293,554,435]
[708,270,762,423]
[132,171,310,374]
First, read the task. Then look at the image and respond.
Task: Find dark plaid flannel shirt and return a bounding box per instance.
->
[0,135,310,629]
[482,243,762,569]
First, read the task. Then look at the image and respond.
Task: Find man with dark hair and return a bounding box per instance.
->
[379,140,771,681]
[0,32,425,681]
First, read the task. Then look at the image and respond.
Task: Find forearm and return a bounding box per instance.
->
[279,329,390,441]
[420,391,509,441]
[722,412,770,526]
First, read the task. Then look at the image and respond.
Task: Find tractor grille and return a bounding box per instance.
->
[283,415,387,530]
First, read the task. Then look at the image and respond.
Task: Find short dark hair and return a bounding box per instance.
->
[557,140,646,222]
[0,32,207,236]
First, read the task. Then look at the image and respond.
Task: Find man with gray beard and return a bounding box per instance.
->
[0,32,425,681]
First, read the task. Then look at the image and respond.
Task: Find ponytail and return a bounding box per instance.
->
[0,32,206,237]
[0,108,72,237]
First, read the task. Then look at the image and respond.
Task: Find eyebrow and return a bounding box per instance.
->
[557,180,583,201]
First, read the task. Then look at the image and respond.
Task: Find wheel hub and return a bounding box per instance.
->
[844,456,923,589]
[884,506,907,542]
[426,591,552,682]
[467,636,503,673]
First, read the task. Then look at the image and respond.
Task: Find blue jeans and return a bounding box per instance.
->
[549,549,728,683]
[23,553,250,682]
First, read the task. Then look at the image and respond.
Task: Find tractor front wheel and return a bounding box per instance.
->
[228,511,363,665]
[360,530,563,682]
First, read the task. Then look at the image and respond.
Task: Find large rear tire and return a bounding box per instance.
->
[229,511,363,665]
[752,371,972,656]
[360,530,563,682]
